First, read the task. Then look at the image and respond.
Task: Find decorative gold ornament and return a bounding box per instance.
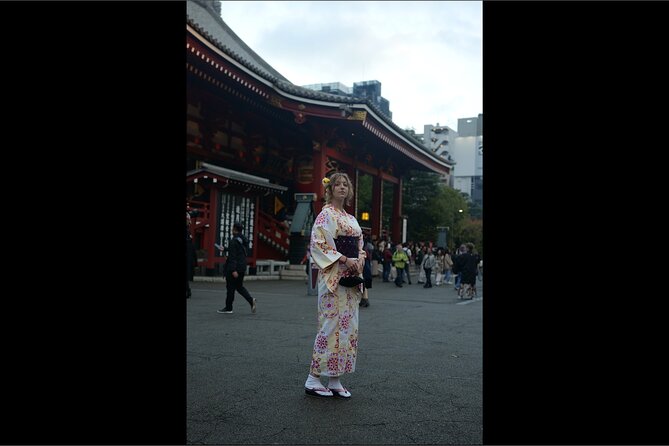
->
[269,95,283,108]
[347,111,367,121]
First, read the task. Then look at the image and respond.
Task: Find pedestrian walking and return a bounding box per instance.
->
[453,244,466,291]
[416,245,425,283]
[372,241,382,278]
[421,248,436,288]
[434,248,444,286]
[455,243,480,299]
[443,248,454,284]
[403,245,413,284]
[304,173,366,398]
[382,243,393,282]
[216,221,257,314]
[392,243,409,287]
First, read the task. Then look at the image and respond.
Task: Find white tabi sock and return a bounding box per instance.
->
[305,374,324,389]
[327,376,351,397]
[328,376,343,390]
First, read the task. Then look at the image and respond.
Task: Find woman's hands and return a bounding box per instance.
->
[347,259,365,274]
[339,255,363,274]
[354,251,366,273]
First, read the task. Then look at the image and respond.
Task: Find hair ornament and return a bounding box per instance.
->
[322,177,330,185]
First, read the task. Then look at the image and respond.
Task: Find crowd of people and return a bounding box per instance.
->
[368,239,482,299]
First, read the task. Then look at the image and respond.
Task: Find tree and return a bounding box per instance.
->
[435,186,470,251]
[468,199,482,220]
[402,170,443,242]
[402,170,471,246]
[361,169,482,254]
[458,219,483,258]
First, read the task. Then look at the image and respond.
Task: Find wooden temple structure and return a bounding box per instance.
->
[186,0,452,275]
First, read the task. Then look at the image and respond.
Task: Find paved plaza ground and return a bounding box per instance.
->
[187,272,483,444]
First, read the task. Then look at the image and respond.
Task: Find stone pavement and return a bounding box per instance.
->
[187,270,482,444]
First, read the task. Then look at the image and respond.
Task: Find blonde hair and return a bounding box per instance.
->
[323,172,354,206]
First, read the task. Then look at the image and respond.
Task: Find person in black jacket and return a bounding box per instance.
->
[217,221,257,314]
[186,211,197,299]
[456,242,481,300]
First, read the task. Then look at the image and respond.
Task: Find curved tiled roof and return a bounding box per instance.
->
[186,0,451,169]
[187,162,288,192]
[187,0,288,83]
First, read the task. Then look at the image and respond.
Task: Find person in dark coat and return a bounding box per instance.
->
[452,244,466,291]
[217,221,257,314]
[382,244,393,282]
[457,242,481,299]
[186,212,197,299]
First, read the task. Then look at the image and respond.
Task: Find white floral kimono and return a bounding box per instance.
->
[308,204,364,377]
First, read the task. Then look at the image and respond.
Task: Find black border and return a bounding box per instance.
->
[483,2,668,444]
[4,2,185,444]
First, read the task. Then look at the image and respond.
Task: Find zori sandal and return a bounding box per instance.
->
[305,386,333,397]
[330,387,351,398]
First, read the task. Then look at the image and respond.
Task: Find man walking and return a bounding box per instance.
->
[392,243,409,288]
[217,221,257,314]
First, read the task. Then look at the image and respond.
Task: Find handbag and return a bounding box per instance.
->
[339,275,365,287]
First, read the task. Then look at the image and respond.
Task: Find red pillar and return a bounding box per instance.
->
[391,177,403,243]
[371,175,382,239]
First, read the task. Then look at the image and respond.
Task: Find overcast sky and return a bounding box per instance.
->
[218,1,481,133]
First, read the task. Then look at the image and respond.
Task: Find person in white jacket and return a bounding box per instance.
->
[421,248,436,288]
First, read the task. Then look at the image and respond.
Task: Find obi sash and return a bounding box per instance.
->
[334,236,358,259]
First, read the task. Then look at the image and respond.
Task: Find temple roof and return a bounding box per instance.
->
[186,0,452,171]
[187,0,289,83]
[187,162,288,193]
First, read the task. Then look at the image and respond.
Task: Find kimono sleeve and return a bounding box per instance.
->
[309,208,342,271]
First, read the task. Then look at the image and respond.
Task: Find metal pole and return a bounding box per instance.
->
[307,257,318,296]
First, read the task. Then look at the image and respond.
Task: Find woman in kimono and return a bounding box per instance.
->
[304,172,366,398]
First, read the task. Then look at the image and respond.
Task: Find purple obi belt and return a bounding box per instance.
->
[334,236,358,259]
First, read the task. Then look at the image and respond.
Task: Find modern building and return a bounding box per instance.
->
[417,114,483,210]
[421,123,458,167]
[302,80,392,120]
[451,114,483,207]
[352,80,392,120]
[300,82,352,96]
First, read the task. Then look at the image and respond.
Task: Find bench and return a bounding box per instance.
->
[255,260,290,276]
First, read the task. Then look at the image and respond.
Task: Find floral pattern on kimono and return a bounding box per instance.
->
[308,204,364,377]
